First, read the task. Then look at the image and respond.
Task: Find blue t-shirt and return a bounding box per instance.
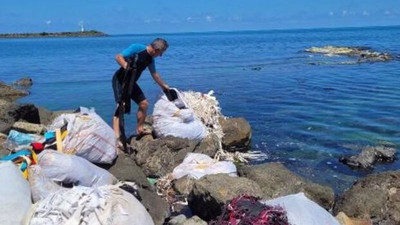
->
[121,44,156,73]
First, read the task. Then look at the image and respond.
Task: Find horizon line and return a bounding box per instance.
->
[112,24,400,36]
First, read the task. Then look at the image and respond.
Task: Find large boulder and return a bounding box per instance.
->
[188,174,264,221]
[131,136,200,177]
[0,82,29,101]
[334,171,400,224]
[238,163,335,210]
[219,117,251,152]
[13,77,33,87]
[0,103,40,134]
[138,187,171,225]
[105,152,152,190]
[193,133,219,157]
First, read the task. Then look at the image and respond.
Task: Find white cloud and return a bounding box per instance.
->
[342,10,348,16]
[362,10,369,16]
[384,10,391,15]
[329,12,334,16]
[186,17,194,22]
[45,20,51,25]
[205,15,213,22]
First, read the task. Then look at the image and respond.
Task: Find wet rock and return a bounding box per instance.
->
[168,215,207,225]
[219,117,251,152]
[305,46,393,63]
[131,136,199,177]
[12,121,46,134]
[334,171,400,224]
[138,187,171,225]
[238,163,335,210]
[339,146,396,169]
[0,82,29,101]
[188,174,264,221]
[14,77,33,86]
[251,67,262,71]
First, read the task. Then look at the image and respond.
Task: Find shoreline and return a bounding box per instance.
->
[0,30,107,39]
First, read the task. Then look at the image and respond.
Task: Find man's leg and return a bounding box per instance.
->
[136,99,148,135]
[113,112,120,137]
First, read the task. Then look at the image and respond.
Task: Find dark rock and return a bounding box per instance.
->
[0,82,29,101]
[339,146,396,169]
[193,133,219,157]
[14,77,33,86]
[334,171,400,224]
[131,136,199,177]
[188,174,264,221]
[219,117,251,152]
[138,187,171,225]
[251,67,262,71]
[173,176,196,196]
[37,107,72,126]
[238,163,335,210]
[106,152,152,190]
[0,133,9,158]
[0,103,40,134]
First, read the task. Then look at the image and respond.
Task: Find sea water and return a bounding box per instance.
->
[1,26,399,192]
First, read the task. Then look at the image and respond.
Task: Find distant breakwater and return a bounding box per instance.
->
[0,30,107,38]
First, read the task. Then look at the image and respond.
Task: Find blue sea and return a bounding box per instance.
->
[1,26,399,192]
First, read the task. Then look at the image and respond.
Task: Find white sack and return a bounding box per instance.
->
[172,153,237,179]
[262,192,340,225]
[38,150,117,187]
[48,107,117,164]
[28,185,154,225]
[28,165,65,203]
[153,89,208,140]
[0,161,32,225]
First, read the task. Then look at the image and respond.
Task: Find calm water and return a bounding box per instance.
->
[1,26,400,192]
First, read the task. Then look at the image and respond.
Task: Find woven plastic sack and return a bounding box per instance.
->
[28,165,65,203]
[28,185,154,225]
[38,150,117,187]
[153,89,208,140]
[0,161,32,225]
[48,107,117,164]
[261,192,340,225]
[172,153,237,179]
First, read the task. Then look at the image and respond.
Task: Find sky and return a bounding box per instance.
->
[0,0,399,34]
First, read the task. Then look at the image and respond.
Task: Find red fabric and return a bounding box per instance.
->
[31,142,44,151]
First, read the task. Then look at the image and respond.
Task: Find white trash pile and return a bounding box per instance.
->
[0,107,154,225]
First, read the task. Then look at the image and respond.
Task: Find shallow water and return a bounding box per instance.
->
[1,26,399,192]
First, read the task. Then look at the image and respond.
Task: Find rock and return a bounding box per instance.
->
[131,136,199,177]
[188,174,264,221]
[0,103,40,134]
[105,152,152,190]
[138,187,170,225]
[0,133,9,158]
[238,163,335,210]
[168,215,207,225]
[335,212,373,225]
[339,146,396,169]
[0,82,29,101]
[173,176,196,196]
[219,117,251,152]
[334,171,400,224]
[193,133,219,157]
[36,107,72,126]
[14,77,33,86]
[12,121,46,134]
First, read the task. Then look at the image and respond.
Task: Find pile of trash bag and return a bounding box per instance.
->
[0,107,154,225]
[152,88,208,140]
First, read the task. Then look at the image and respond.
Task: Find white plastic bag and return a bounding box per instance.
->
[153,89,208,140]
[172,153,237,179]
[261,192,340,225]
[0,161,32,225]
[38,150,117,187]
[48,107,117,164]
[28,185,154,225]
[28,165,65,203]
[3,129,43,151]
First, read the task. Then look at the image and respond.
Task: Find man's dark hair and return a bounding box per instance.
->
[151,38,169,52]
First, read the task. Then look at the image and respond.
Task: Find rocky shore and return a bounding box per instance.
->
[0,30,107,38]
[1,78,399,225]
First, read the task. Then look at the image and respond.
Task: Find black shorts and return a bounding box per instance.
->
[112,71,146,105]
